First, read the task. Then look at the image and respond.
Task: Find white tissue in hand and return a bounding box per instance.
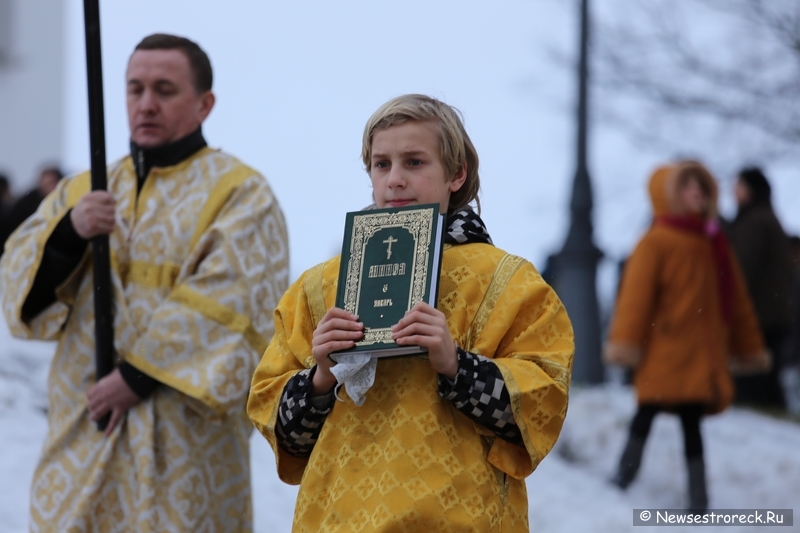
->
[330,353,377,407]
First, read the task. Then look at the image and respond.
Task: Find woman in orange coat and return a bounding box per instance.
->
[604,161,769,511]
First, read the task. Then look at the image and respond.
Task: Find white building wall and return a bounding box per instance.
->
[0,0,63,194]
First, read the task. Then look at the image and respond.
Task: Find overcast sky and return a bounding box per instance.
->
[61,0,800,295]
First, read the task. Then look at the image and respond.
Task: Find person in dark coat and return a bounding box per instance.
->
[1,166,64,261]
[728,167,793,409]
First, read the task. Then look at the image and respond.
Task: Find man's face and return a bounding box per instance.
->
[369,120,465,215]
[126,49,214,148]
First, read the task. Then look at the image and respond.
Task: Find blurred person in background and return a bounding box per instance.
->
[604,161,769,511]
[3,166,64,246]
[1,166,63,259]
[728,167,793,410]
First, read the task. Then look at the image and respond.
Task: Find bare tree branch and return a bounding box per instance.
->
[592,0,800,160]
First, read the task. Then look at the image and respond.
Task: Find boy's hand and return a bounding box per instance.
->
[392,302,458,379]
[311,307,363,395]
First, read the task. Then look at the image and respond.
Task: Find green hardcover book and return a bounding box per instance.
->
[331,203,446,360]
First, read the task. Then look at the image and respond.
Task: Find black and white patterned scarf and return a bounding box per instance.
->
[445,208,493,245]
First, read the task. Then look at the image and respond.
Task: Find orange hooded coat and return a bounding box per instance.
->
[604,162,769,414]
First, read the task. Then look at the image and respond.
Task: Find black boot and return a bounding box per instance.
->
[687,457,708,512]
[611,435,646,490]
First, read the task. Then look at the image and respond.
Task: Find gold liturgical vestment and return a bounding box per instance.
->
[0,148,289,532]
[248,243,574,533]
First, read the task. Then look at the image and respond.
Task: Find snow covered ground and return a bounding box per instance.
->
[1,316,798,532]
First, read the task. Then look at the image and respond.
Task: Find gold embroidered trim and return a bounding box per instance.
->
[125,260,181,289]
[302,263,328,368]
[169,284,268,355]
[304,262,327,330]
[109,252,126,285]
[495,363,540,470]
[464,254,526,352]
[189,164,257,250]
[529,356,571,393]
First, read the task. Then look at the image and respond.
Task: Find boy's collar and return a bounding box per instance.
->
[445,208,492,245]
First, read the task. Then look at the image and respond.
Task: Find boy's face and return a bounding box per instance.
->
[369,120,465,214]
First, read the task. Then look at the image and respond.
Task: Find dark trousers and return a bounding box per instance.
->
[615,403,708,509]
[735,328,788,409]
[629,403,704,460]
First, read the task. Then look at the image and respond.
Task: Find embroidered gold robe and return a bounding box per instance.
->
[0,148,289,532]
[248,243,573,533]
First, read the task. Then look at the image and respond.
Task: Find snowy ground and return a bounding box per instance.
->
[1,317,798,532]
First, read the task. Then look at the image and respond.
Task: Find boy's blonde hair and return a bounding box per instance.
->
[361,94,481,214]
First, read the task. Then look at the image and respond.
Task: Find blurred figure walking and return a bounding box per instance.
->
[604,161,769,511]
[728,167,793,409]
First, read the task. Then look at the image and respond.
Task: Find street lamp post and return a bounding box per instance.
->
[554,0,604,384]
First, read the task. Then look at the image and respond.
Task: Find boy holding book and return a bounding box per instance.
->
[247,94,574,532]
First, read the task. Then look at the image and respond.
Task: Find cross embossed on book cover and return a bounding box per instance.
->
[331,203,446,359]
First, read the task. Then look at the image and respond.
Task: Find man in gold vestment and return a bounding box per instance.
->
[248,94,573,532]
[0,34,289,532]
